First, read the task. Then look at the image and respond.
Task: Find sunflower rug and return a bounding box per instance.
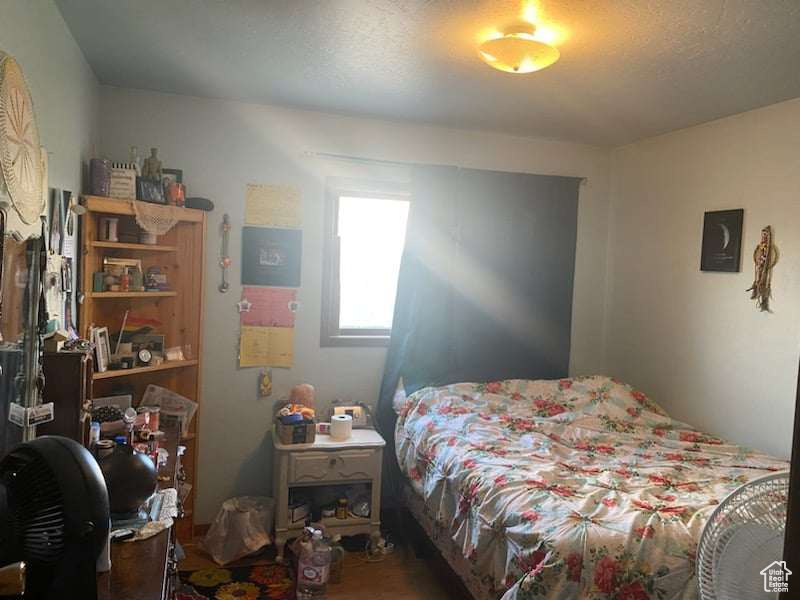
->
[178,564,295,600]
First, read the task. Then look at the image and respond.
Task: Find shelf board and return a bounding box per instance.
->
[88,291,177,298]
[83,195,204,223]
[93,359,199,380]
[288,515,371,531]
[91,241,177,252]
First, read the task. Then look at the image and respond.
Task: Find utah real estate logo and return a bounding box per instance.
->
[760,561,792,593]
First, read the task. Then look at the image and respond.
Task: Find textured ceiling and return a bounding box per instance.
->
[55,0,800,146]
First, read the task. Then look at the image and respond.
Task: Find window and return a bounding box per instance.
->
[321,186,410,346]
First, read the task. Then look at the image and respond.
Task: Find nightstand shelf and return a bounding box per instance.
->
[272,428,386,562]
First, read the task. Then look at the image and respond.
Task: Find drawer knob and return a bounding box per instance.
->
[329,458,337,467]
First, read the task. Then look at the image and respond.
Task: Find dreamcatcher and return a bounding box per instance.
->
[746,225,778,312]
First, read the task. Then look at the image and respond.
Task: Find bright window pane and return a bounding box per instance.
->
[337,196,409,330]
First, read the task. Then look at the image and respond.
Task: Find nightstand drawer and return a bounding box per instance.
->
[289,449,379,484]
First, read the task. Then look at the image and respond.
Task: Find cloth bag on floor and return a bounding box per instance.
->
[202,496,274,565]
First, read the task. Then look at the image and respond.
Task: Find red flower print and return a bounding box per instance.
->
[596,445,616,454]
[486,382,502,393]
[410,467,422,481]
[626,407,638,417]
[518,549,547,577]
[559,379,572,390]
[594,555,618,593]
[417,403,428,416]
[566,553,582,582]
[631,390,647,404]
[615,579,650,600]
[665,453,684,462]
[426,421,435,431]
[520,509,539,522]
[690,458,710,467]
[615,467,633,479]
[652,428,666,437]
[658,505,686,515]
[438,405,452,415]
[632,500,655,512]
[495,474,508,486]
[511,392,523,401]
[634,525,655,539]
[463,458,477,469]
[679,431,701,443]
[448,437,457,446]
[548,404,566,416]
[648,474,670,486]
[602,498,617,508]
[551,484,575,497]
[654,494,676,502]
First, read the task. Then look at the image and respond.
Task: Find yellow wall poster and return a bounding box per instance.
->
[239,325,294,368]
[244,184,301,228]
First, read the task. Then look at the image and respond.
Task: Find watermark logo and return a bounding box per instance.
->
[760,561,792,593]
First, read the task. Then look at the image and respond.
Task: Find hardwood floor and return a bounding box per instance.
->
[180,542,459,599]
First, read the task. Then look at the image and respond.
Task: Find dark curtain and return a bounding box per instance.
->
[376,165,581,501]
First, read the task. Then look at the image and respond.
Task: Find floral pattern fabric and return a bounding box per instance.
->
[179,564,294,600]
[394,376,787,600]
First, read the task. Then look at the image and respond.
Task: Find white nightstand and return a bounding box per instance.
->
[272,428,386,562]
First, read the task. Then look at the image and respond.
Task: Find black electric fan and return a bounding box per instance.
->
[0,435,110,599]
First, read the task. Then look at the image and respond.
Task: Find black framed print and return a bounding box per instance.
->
[700,209,744,272]
[242,226,302,286]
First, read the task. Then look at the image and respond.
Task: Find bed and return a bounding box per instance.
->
[393,376,787,600]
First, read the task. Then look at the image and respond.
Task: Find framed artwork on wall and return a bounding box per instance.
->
[700,209,744,272]
[241,226,302,287]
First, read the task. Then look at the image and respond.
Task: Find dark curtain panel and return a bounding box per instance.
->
[377,165,581,501]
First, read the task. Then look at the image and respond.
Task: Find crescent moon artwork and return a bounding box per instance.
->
[700,209,743,272]
[717,223,731,250]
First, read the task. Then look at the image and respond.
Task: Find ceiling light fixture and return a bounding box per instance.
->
[478,22,560,74]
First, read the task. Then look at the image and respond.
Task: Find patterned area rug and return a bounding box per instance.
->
[178,564,295,600]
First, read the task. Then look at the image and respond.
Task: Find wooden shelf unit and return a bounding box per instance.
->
[88,291,177,299]
[92,359,199,380]
[91,241,178,252]
[80,195,206,542]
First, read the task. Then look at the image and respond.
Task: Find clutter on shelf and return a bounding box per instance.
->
[90,146,187,208]
[274,383,317,444]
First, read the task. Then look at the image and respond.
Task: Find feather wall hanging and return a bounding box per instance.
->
[746,225,778,312]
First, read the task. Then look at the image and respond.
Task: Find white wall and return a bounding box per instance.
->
[98,86,610,522]
[1,0,98,200]
[605,98,800,459]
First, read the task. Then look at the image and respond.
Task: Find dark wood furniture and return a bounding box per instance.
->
[96,427,182,600]
[39,350,93,443]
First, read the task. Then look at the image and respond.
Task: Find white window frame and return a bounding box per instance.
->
[320,183,410,347]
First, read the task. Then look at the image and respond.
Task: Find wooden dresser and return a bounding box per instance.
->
[96,427,183,600]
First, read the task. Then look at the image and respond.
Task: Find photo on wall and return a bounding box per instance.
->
[241,226,302,287]
[700,209,744,272]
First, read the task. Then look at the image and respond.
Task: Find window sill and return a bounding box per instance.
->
[320,334,390,348]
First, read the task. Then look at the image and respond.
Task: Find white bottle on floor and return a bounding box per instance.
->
[296,529,331,599]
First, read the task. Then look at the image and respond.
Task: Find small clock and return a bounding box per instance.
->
[137,348,152,366]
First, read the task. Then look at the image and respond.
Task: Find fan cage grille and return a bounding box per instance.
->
[1,448,67,564]
[697,471,789,600]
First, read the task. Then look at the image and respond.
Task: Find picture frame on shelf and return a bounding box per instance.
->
[92,327,112,372]
[136,176,166,204]
[162,168,183,186]
[131,333,166,365]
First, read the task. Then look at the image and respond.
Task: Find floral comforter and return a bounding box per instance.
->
[394,376,787,600]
